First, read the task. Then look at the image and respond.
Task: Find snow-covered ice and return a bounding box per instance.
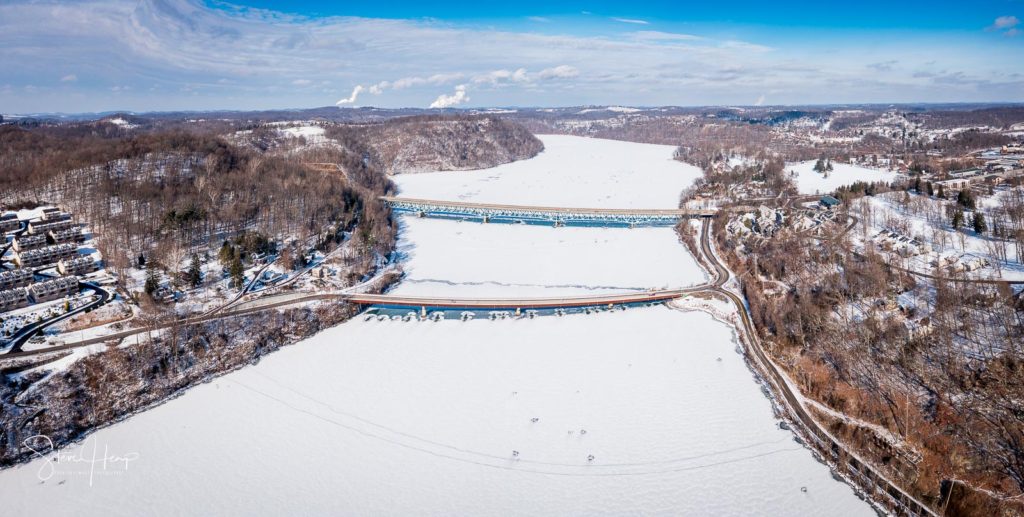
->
[786,160,899,195]
[2,309,872,516]
[394,135,701,209]
[392,217,706,297]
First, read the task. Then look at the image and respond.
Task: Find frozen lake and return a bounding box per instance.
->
[391,217,707,298]
[1,135,872,515]
[394,134,702,208]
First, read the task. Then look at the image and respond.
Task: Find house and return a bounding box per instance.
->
[12,233,47,252]
[0,268,33,290]
[933,178,972,192]
[48,227,84,244]
[0,212,20,234]
[28,276,79,303]
[13,243,78,268]
[0,288,29,312]
[40,209,71,222]
[27,219,76,235]
[819,195,841,209]
[57,256,97,276]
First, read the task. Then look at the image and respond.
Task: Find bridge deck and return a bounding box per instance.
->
[346,290,689,309]
[381,196,715,217]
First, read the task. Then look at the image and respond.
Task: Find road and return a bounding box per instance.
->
[3,219,117,353]
[6,278,113,353]
[695,216,936,516]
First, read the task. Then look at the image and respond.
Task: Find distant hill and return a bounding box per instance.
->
[329,115,543,174]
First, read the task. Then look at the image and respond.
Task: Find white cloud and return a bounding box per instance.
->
[612,17,649,25]
[60,74,77,82]
[429,84,469,108]
[527,16,550,23]
[631,31,703,42]
[0,0,1019,112]
[538,65,579,80]
[335,85,364,105]
[473,68,529,85]
[292,78,312,86]
[991,15,1019,30]
[987,16,1020,36]
[720,40,774,53]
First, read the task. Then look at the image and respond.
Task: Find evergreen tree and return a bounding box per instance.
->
[973,212,987,234]
[144,267,160,296]
[912,177,921,193]
[937,184,945,199]
[218,241,234,267]
[926,182,934,196]
[229,255,245,289]
[957,189,976,210]
[951,208,964,231]
[187,253,202,288]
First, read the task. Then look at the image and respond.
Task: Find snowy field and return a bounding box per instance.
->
[392,217,706,298]
[786,160,899,195]
[393,135,701,208]
[2,309,871,516]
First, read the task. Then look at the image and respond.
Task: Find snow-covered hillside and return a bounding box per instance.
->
[786,160,899,195]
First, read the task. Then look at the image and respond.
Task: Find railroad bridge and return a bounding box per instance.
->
[382,196,715,227]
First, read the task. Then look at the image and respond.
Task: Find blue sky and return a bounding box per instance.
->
[0,0,1021,113]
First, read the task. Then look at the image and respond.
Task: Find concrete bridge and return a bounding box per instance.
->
[382,196,715,227]
[347,289,693,312]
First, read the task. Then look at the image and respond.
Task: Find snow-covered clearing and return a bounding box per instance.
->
[855,192,1024,281]
[394,135,701,209]
[2,309,871,516]
[786,160,899,195]
[392,217,706,297]
[278,124,325,141]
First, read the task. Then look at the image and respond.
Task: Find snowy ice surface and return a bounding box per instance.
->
[786,160,899,195]
[2,309,872,516]
[393,135,701,209]
[392,217,706,297]
[0,136,872,515]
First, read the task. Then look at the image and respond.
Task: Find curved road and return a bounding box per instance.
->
[6,277,113,353]
[697,215,936,516]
